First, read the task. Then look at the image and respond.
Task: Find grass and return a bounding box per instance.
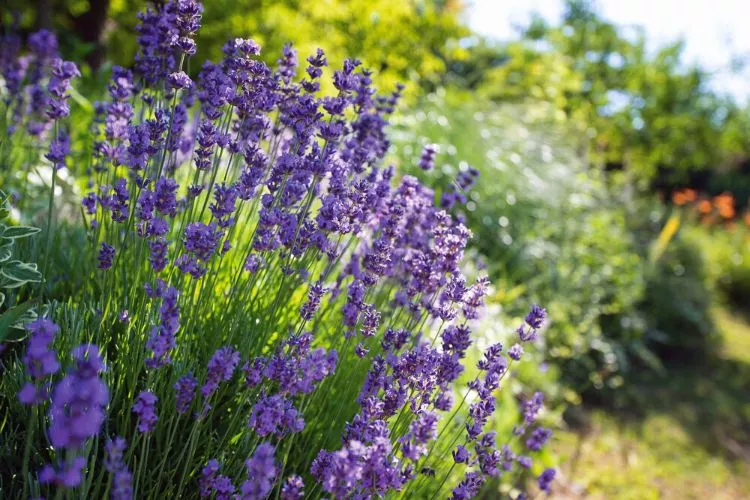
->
[553,305,750,499]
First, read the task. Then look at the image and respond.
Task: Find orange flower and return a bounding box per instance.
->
[719,205,736,219]
[714,192,735,209]
[698,199,713,214]
[672,192,686,205]
[743,212,750,226]
[683,189,697,202]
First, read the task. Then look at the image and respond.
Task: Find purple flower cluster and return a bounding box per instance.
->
[39,344,108,489]
[18,319,60,405]
[45,58,80,121]
[98,242,116,270]
[238,442,278,499]
[2,2,559,496]
[201,346,240,398]
[174,373,198,414]
[39,456,87,488]
[48,345,108,449]
[242,333,337,396]
[105,437,134,500]
[526,427,553,451]
[419,143,438,171]
[179,222,223,278]
[200,459,235,499]
[280,475,305,499]
[312,437,404,498]
[146,282,180,368]
[538,467,556,494]
[132,391,158,432]
[518,304,547,342]
[248,393,304,437]
[441,167,480,210]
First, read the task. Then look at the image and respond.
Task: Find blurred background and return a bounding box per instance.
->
[3,0,750,497]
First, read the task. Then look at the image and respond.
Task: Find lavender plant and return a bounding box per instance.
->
[0,2,557,498]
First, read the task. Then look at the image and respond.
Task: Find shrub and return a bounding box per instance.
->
[640,224,718,359]
[391,92,647,399]
[0,2,556,498]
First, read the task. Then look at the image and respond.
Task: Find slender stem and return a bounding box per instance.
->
[21,406,38,498]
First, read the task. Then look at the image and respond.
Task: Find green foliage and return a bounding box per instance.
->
[690,222,750,310]
[639,223,718,357]
[392,91,639,397]
[392,90,726,407]
[0,192,44,343]
[457,0,748,184]
[8,0,469,97]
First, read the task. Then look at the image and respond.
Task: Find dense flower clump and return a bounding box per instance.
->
[0,1,557,498]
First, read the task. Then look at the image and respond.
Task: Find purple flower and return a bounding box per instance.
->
[184,222,222,262]
[300,281,327,321]
[148,238,169,272]
[200,459,221,497]
[45,58,79,120]
[201,346,240,398]
[360,303,380,337]
[176,255,206,279]
[538,468,556,494]
[82,192,97,214]
[132,391,158,433]
[451,471,484,500]
[441,324,472,358]
[522,392,544,426]
[453,445,470,463]
[518,304,547,341]
[154,177,179,216]
[98,242,116,270]
[281,475,304,499]
[48,345,108,449]
[400,410,439,460]
[38,456,87,488]
[244,254,264,273]
[107,178,130,222]
[168,71,194,90]
[419,144,438,171]
[526,304,547,329]
[526,427,553,452]
[28,29,59,62]
[18,319,60,405]
[238,442,277,499]
[175,0,203,37]
[501,445,515,471]
[146,283,180,368]
[517,455,533,469]
[213,475,235,499]
[508,343,524,361]
[311,436,405,497]
[462,276,489,320]
[46,134,71,169]
[105,437,133,500]
[354,343,369,358]
[477,343,507,375]
[248,393,305,437]
[243,358,266,388]
[210,183,239,223]
[174,373,198,414]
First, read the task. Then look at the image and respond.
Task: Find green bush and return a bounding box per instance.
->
[640,223,718,358]
[689,223,750,310]
[391,90,723,405]
[391,91,649,401]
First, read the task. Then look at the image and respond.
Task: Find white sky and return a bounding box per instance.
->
[466,0,750,102]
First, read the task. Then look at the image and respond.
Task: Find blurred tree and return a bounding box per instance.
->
[451,0,750,184]
[3,0,469,95]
